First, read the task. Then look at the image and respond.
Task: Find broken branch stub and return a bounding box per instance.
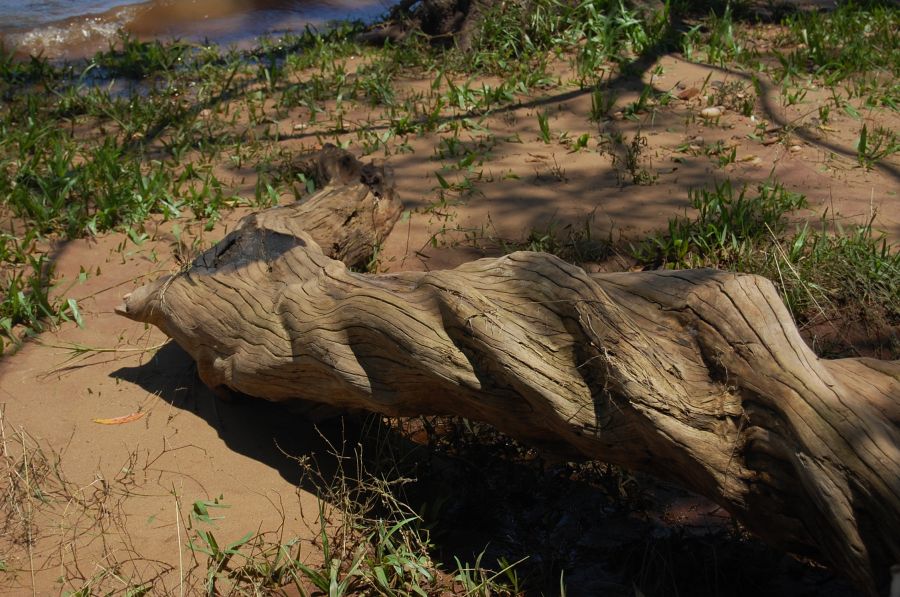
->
[117,151,899,595]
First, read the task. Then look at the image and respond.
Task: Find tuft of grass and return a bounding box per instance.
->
[856,124,899,169]
[633,179,807,269]
[537,110,551,143]
[0,47,62,88]
[633,180,899,354]
[606,130,658,186]
[91,33,190,79]
[703,4,750,66]
[157,416,530,596]
[773,215,900,327]
[497,214,611,265]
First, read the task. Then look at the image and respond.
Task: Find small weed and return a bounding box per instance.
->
[704,6,749,66]
[590,85,617,121]
[537,111,552,143]
[0,233,83,353]
[705,140,738,167]
[570,133,591,152]
[856,124,899,169]
[623,82,669,122]
[781,84,808,107]
[712,80,755,116]
[614,132,657,186]
[534,154,568,183]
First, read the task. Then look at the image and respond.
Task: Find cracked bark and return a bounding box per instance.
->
[117,148,899,595]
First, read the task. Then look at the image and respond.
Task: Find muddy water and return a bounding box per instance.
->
[0,0,390,60]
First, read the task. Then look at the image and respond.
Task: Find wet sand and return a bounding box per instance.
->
[2,0,388,60]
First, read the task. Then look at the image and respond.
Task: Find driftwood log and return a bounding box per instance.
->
[118,148,899,595]
[358,0,484,49]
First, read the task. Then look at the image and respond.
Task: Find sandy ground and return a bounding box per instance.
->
[0,212,334,593]
[0,47,896,595]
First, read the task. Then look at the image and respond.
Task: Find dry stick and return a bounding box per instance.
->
[37,341,168,379]
[400,211,413,269]
[174,489,184,597]
[0,403,8,458]
[20,427,36,597]
[59,269,169,304]
[37,341,166,354]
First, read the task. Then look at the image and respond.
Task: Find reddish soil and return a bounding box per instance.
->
[1,50,895,595]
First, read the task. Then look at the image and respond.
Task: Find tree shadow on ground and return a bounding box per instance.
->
[113,340,861,597]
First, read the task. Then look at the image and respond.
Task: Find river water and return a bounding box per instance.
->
[0,0,390,60]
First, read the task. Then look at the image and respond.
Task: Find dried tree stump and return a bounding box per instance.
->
[117,150,899,595]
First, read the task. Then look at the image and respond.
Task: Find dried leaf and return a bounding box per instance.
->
[93,412,146,425]
[677,87,700,100]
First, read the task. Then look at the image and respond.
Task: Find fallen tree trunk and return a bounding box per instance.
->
[117,151,899,595]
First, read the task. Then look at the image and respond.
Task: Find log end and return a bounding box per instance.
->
[115,275,171,324]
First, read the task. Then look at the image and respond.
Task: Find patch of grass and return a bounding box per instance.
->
[462,0,671,76]
[772,214,900,326]
[498,215,611,265]
[0,233,82,353]
[633,179,806,269]
[187,423,527,596]
[91,33,190,79]
[703,4,751,66]
[0,411,167,594]
[0,404,526,595]
[0,47,62,88]
[0,34,266,349]
[633,180,899,354]
[778,1,899,84]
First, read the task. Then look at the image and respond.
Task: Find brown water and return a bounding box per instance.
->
[1,0,390,60]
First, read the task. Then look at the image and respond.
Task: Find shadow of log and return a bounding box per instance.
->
[111,340,861,597]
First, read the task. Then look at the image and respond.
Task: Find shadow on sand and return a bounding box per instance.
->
[112,341,860,597]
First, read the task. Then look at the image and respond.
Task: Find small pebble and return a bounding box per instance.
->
[700,106,724,119]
